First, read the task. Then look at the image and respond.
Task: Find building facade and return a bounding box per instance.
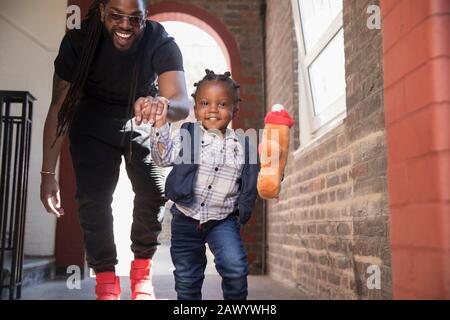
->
[1,0,448,299]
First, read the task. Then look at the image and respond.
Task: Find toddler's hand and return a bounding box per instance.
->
[154,97,169,128]
[134,96,169,126]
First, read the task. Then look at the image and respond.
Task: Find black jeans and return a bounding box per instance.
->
[69,104,167,273]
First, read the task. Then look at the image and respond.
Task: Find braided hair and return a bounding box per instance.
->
[192,69,242,106]
[55,0,148,140]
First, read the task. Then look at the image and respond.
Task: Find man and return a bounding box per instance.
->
[40,0,189,300]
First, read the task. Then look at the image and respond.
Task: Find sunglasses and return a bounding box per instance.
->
[106,11,146,27]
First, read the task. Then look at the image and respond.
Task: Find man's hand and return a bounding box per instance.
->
[154,98,169,128]
[40,174,64,218]
[134,96,169,126]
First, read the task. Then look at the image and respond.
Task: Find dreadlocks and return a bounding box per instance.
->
[55,1,104,138]
[55,0,148,139]
[192,69,242,105]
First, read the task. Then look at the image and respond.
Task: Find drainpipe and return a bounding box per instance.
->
[260,0,267,275]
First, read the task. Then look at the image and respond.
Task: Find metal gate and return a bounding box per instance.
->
[0,91,34,300]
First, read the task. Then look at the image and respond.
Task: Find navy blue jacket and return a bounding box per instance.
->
[165,122,260,225]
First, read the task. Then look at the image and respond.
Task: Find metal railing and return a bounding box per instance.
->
[0,91,34,300]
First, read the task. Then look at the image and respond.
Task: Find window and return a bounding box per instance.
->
[292,0,346,148]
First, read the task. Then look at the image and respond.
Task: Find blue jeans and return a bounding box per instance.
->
[170,205,248,300]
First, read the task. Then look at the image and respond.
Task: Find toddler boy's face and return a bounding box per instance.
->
[194,81,239,134]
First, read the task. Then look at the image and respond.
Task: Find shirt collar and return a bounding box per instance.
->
[197,121,240,142]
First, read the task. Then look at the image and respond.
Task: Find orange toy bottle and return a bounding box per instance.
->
[257,104,295,199]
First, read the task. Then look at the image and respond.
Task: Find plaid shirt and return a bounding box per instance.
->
[149,122,245,224]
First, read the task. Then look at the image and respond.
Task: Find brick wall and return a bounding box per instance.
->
[382,0,450,299]
[148,0,266,274]
[265,0,392,299]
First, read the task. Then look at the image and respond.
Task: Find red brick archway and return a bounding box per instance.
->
[149,11,232,75]
[147,2,248,130]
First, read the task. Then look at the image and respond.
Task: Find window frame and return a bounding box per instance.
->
[291,0,347,150]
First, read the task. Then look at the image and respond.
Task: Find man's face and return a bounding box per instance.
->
[100,0,147,51]
[194,81,239,134]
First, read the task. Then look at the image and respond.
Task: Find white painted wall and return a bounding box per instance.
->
[0,0,67,256]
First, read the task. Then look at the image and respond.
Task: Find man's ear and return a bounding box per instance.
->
[99,3,105,22]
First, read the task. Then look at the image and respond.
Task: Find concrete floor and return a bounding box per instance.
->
[20,244,308,300]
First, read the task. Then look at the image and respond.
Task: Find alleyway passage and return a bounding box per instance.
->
[21,244,308,300]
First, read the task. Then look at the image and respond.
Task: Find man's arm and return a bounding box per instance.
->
[158,70,190,122]
[134,71,189,125]
[40,72,70,217]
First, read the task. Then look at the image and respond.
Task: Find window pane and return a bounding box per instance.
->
[308,29,346,116]
[299,0,343,53]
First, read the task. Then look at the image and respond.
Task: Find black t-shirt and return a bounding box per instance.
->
[54,20,184,110]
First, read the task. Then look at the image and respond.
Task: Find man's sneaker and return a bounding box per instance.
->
[130,259,155,300]
[95,271,121,300]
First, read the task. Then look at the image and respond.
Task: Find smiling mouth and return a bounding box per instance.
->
[206,116,221,121]
[114,31,133,41]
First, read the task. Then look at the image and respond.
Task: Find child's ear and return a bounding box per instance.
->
[193,103,200,118]
[232,105,240,119]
